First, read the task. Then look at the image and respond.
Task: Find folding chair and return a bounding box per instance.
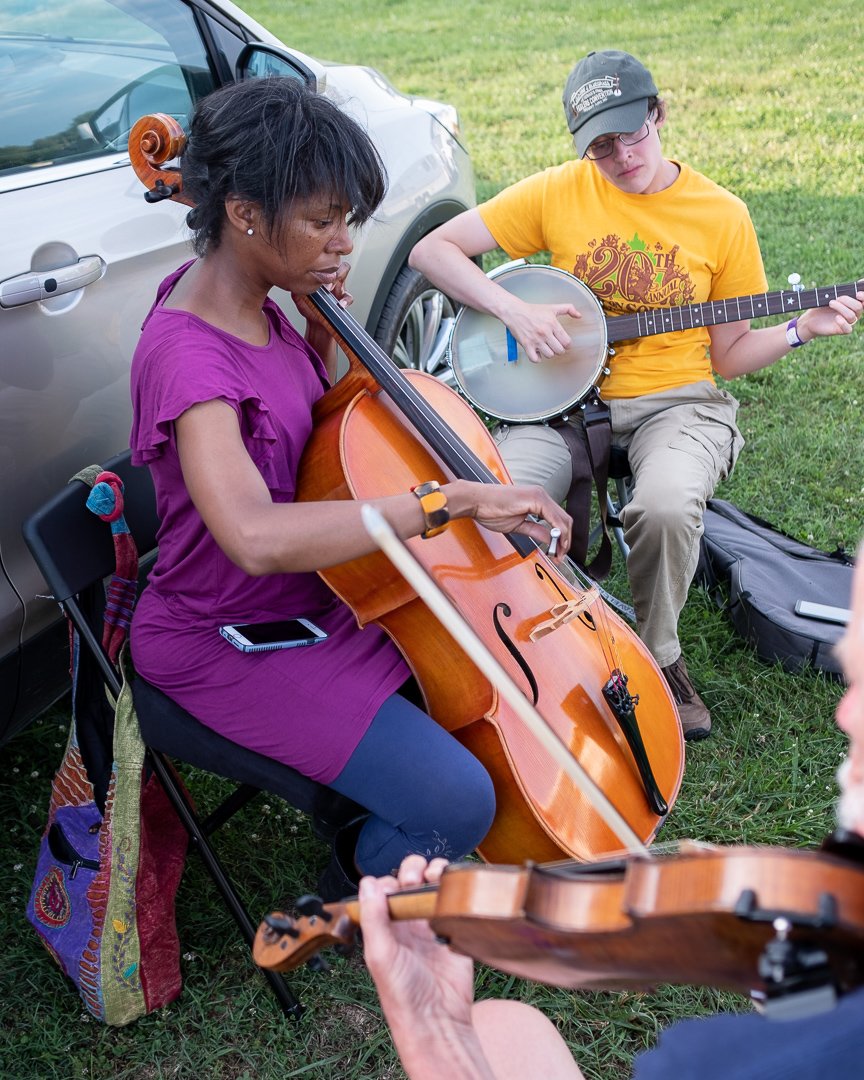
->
[22,449,361,1019]
[606,445,632,561]
[588,444,632,562]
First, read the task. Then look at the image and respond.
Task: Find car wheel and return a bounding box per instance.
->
[373,266,459,388]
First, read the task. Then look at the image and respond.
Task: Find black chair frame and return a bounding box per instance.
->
[588,444,632,562]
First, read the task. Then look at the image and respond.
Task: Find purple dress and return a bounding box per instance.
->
[129,263,409,783]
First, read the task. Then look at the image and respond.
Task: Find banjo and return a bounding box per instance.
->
[447,261,864,423]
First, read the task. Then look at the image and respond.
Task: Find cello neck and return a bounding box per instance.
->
[307,288,535,558]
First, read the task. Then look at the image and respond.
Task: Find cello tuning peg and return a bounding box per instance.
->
[144,178,181,203]
[787,272,803,293]
[306,954,330,973]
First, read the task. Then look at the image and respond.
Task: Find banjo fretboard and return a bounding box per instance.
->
[605,280,864,344]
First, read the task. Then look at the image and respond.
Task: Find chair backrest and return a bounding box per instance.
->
[23,449,158,606]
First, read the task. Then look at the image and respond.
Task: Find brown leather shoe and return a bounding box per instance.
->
[662,656,711,741]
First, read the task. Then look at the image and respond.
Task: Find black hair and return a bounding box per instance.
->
[181,78,387,255]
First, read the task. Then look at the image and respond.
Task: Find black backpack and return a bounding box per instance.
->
[696,499,854,679]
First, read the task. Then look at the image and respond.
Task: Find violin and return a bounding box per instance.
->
[253,835,864,999]
[128,113,684,864]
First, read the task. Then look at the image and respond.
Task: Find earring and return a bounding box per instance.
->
[246,227,254,236]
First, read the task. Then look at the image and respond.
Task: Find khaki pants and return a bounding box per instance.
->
[494,381,743,666]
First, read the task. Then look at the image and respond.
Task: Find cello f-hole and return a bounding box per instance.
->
[492,602,539,706]
[534,562,568,602]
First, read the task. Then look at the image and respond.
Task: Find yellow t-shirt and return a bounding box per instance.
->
[478,160,768,399]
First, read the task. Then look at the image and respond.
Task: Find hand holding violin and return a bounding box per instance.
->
[359,855,584,1080]
[359,856,494,1080]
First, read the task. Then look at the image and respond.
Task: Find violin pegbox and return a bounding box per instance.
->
[252,898,359,973]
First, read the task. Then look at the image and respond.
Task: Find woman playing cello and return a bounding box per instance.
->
[129,77,571,896]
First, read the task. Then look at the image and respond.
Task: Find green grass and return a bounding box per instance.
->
[2,1,862,1077]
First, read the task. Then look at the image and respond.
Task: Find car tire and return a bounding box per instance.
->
[373,265,459,387]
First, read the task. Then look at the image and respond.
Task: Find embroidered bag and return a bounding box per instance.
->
[26,470,187,1025]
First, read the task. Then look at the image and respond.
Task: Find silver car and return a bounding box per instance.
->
[0,0,474,743]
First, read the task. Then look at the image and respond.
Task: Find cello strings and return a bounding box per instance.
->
[553,556,624,677]
[318,289,641,738]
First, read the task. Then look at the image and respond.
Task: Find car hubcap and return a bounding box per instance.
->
[392,288,457,385]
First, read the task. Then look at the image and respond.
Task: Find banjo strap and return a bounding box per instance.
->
[554,390,613,580]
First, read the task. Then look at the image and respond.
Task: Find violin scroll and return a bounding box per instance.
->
[254,899,360,973]
[254,883,441,973]
[128,113,194,207]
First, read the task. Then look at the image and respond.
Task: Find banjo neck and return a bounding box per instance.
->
[604,279,864,345]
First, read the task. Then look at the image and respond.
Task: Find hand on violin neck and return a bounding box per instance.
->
[450,480,572,562]
[359,856,492,1080]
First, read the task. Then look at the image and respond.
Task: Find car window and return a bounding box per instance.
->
[198,9,249,78]
[0,0,216,177]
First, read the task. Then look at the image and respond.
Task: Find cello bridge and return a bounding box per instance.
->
[529,588,600,641]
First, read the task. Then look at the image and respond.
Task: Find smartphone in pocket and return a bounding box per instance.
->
[219,618,328,653]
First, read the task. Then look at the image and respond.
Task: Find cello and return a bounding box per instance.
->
[128,112,684,863]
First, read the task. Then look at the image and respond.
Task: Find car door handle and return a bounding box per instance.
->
[0,255,106,308]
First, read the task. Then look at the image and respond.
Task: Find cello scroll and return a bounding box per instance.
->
[128,114,194,207]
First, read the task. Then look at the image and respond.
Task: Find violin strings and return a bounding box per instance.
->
[538,837,687,871]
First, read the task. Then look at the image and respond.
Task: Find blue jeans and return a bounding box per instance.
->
[329,690,496,876]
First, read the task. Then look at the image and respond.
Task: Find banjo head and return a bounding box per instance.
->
[447,264,608,423]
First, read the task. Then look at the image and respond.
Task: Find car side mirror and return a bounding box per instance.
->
[235,43,322,92]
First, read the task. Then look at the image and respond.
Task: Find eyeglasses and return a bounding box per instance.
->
[584,113,656,160]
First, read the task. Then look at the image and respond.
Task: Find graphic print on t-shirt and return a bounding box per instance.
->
[572,233,696,316]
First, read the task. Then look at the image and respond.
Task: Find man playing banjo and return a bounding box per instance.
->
[410,49,863,741]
